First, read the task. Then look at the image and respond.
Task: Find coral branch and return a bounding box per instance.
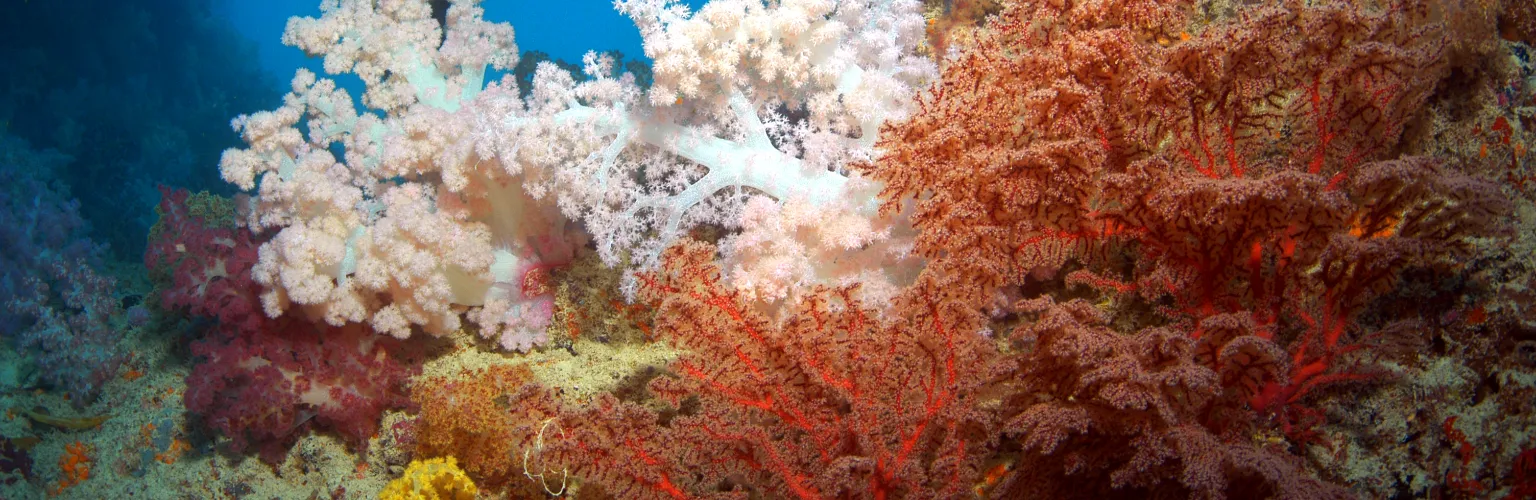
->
[539,242,994,499]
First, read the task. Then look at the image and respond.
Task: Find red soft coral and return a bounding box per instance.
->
[994,298,1348,499]
[183,318,419,464]
[145,186,263,333]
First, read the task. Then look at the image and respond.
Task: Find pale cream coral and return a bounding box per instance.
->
[722,193,919,315]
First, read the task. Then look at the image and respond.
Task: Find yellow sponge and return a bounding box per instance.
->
[380,456,478,500]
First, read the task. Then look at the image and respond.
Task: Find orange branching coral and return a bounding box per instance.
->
[866,0,1509,354]
[864,0,1191,291]
[866,0,1509,286]
[539,241,998,499]
[411,365,559,491]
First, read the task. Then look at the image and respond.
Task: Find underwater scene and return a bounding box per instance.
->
[3,0,1536,498]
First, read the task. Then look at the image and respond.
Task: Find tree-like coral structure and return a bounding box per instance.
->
[537,242,996,499]
[847,0,1515,495]
[217,0,935,347]
[866,0,1507,292]
[1,133,124,405]
[864,0,1509,429]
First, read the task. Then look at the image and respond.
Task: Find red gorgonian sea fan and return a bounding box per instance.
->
[858,0,1512,495]
[536,242,998,499]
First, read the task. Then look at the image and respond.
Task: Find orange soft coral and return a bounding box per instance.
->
[411,365,560,490]
[52,441,90,495]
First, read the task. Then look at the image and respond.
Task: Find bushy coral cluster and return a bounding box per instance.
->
[409,364,558,491]
[144,186,263,333]
[7,260,126,407]
[380,456,477,500]
[1,133,124,405]
[0,136,99,331]
[215,0,934,349]
[182,319,418,464]
[145,188,422,464]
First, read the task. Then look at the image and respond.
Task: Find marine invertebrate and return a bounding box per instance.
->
[144,186,263,334]
[410,364,560,490]
[218,0,933,346]
[51,441,91,495]
[381,456,477,500]
[536,242,996,499]
[183,320,419,465]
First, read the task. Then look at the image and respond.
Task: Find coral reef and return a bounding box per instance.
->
[1,134,125,405]
[534,242,996,498]
[10,0,1536,498]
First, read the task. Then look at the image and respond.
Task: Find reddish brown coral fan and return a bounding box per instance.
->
[540,242,998,499]
[993,298,1348,499]
[857,0,1513,496]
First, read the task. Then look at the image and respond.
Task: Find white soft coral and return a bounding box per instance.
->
[722,193,918,317]
[221,0,937,344]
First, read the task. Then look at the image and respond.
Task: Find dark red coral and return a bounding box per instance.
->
[994,298,1347,499]
[183,318,419,464]
[144,185,263,333]
[150,187,421,464]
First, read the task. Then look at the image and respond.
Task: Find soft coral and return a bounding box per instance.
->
[183,318,419,464]
[145,185,263,333]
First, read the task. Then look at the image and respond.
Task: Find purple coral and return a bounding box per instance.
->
[0,437,32,485]
[7,259,126,405]
[0,136,100,338]
[1,134,124,405]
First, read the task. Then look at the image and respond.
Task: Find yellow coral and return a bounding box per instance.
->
[380,457,478,500]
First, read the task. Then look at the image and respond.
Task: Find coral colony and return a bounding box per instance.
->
[4,0,1536,498]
